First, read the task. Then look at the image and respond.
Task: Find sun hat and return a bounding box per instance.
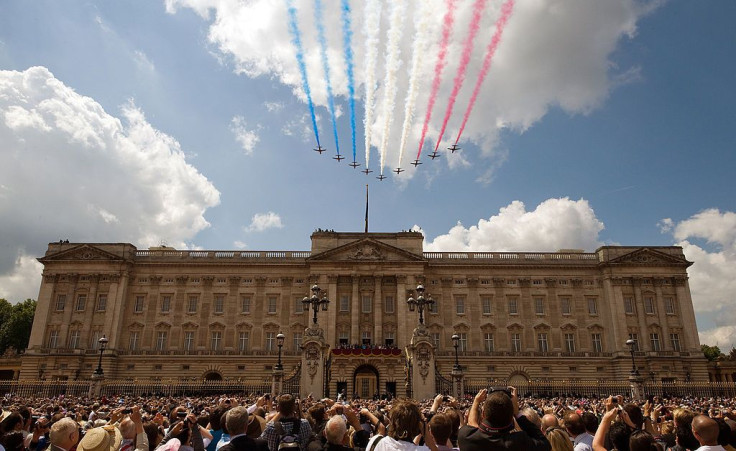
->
[246,415,267,438]
[77,425,123,451]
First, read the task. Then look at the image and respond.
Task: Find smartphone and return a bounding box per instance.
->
[122,409,132,414]
[443,396,449,402]
[611,398,618,404]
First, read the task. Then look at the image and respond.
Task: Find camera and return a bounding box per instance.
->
[122,409,132,414]
[443,396,449,402]
[489,386,511,397]
[177,411,187,418]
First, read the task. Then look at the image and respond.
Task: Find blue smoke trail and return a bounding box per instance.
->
[314,0,341,157]
[341,0,357,164]
[286,0,321,148]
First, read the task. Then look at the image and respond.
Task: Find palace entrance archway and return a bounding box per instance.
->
[353,365,379,399]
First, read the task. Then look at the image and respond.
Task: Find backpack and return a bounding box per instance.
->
[274,418,301,450]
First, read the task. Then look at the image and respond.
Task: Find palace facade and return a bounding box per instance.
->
[20,230,707,396]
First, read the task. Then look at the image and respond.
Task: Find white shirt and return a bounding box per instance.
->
[573,432,594,451]
[695,446,726,451]
[366,435,430,451]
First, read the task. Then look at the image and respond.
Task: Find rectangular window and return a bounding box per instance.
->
[134,296,144,313]
[384,332,395,347]
[188,296,198,313]
[560,297,571,315]
[156,331,167,351]
[90,331,100,350]
[629,333,640,351]
[55,295,66,311]
[184,332,194,351]
[268,296,277,314]
[484,333,494,352]
[339,331,349,347]
[48,330,59,348]
[624,297,635,314]
[644,297,655,314]
[534,297,545,315]
[428,297,438,313]
[481,296,492,315]
[431,333,440,350]
[384,296,395,314]
[161,295,171,313]
[265,332,275,351]
[508,298,518,315]
[664,297,675,315]
[295,297,304,314]
[670,333,681,351]
[591,333,602,353]
[362,296,372,313]
[96,294,107,312]
[68,330,80,348]
[538,333,549,353]
[458,333,468,352]
[511,333,521,352]
[293,332,302,350]
[75,295,86,311]
[241,296,251,313]
[587,298,598,315]
[456,296,465,314]
[239,332,250,351]
[129,332,139,350]
[362,331,372,345]
[564,333,576,353]
[650,333,661,351]
[211,331,222,351]
[214,295,224,314]
[340,295,350,312]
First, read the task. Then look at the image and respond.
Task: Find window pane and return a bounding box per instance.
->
[340,295,350,312]
[508,298,518,315]
[268,297,277,313]
[587,298,597,315]
[385,296,395,313]
[644,297,655,314]
[456,296,465,314]
[76,295,86,311]
[135,296,144,313]
[362,296,372,313]
[534,298,544,315]
[592,333,602,353]
[214,295,224,314]
[55,295,66,311]
[484,333,494,352]
[624,297,635,314]
[239,332,250,351]
[482,297,492,315]
[242,296,251,313]
[96,294,107,312]
[295,297,304,314]
[161,296,171,313]
[188,296,198,313]
[664,297,675,314]
[511,334,521,352]
[561,298,571,314]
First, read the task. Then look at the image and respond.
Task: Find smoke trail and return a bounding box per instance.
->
[314,0,341,157]
[415,0,458,160]
[454,0,515,144]
[378,0,407,174]
[362,0,381,169]
[397,0,433,168]
[433,0,488,152]
[286,0,321,148]
[341,0,357,164]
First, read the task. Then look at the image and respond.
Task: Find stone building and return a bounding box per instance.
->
[20,230,707,396]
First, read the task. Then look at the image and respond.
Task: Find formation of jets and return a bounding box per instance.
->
[310,141,463,180]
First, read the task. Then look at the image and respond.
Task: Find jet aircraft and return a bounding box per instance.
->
[447,144,460,153]
[349,161,360,168]
[429,150,441,160]
[313,145,326,154]
[393,168,404,174]
[411,159,422,167]
[376,174,387,181]
[362,168,373,175]
[333,154,345,162]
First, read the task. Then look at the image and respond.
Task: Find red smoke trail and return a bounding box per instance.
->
[433,0,488,152]
[454,0,514,145]
[415,0,458,160]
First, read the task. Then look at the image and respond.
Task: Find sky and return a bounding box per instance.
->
[0,1,735,349]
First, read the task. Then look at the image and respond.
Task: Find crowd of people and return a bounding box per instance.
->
[2,388,736,451]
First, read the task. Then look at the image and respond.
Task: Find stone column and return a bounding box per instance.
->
[272,369,284,396]
[629,373,645,401]
[301,323,330,399]
[351,277,360,344]
[28,273,57,349]
[408,325,436,401]
[89,373,104,398]
[396,276,408,348]
[326,275,338,347]
[374,276,383,344]
[451,368,464,399]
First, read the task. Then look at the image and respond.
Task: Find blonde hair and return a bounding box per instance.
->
[545,427,574,451]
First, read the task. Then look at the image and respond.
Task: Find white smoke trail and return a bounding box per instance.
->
[397,0,434,169]
[378,0,407,175]
[362,0,382,170]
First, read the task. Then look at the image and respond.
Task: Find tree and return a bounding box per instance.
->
[701,344,724,362]
[0,299,36,354]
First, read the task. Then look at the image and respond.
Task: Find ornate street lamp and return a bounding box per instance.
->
[452,333,461,371]
[407,284,434,326]
[275,332,285,371]
[626,339,640,377]
[302,284,330,325]
[94,335,108,376]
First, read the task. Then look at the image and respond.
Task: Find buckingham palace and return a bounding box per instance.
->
[18,230,707,397]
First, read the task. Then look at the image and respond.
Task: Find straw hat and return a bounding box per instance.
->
[247,415,267,438]
[77,425,122,451]
[0,410,12,422]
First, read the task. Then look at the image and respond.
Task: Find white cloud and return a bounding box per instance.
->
[0,66,220,301]
[133,50,156,73]
[264,101,284,113]
[245,212,284,233]
[230,115,260,155]
[233,240,247,249]
[166,0,659,174]
[422,198,604,252]
[0,252,43,303]
[660,209,736,348]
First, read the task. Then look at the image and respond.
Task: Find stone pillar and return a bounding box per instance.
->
[89,373,104,398]
[301,324,330,399]
[451,368,464,399]
[351,277,360,344]
[272,369,284,396]
[629,374,645,401]
[408,324,436,401]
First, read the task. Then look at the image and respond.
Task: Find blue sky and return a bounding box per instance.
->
[1,0,735,348]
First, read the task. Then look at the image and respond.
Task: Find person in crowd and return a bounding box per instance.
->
[563,412,594,451]
[49,418,81,451]
[322,416,353,451]
[673,407,700,451]
[428,413,456,451]
[458,387,550,451]
[544,427,574,451]
[217,407,268,451]
[260,395,312,451]
[691,415,726,451]
[366,398,436,451]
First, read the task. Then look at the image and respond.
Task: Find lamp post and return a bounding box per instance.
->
[452,333,461,371]
[276,332,285,371]
[93,335,108,376]
[626,339,640,377]
[407,284,434,326]
[302,284,330,326]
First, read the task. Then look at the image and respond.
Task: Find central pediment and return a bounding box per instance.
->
[308,238,425,262]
